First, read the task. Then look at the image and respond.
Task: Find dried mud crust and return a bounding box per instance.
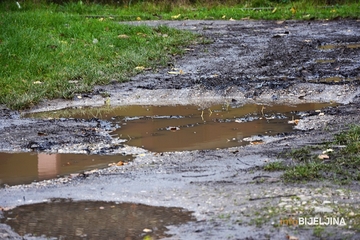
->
[0,20,360,240]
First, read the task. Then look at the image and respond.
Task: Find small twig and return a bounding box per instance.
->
[249,194,297,201]
[182,173,216,178]
[237,158,250,166]
[252,175,271,180]
[261,106,266,116]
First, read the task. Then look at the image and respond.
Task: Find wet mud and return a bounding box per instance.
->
[0,199,195,239]
[1,20,360,239]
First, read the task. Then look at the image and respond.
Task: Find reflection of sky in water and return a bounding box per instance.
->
[0,153,131,186]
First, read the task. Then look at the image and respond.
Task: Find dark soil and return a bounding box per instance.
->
[0,20,360,240]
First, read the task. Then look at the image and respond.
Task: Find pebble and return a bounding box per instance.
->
[278,202,287,207]
[314,206,333,213]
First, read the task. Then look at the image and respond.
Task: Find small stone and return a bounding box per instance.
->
[322,200,332,205]
[298,195,312,201]
[280,197,293,202]
[314,206,333,213]
[143,228,152,233]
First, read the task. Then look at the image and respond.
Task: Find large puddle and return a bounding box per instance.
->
[0,152,132,187]
[2,102,335,186]
[0,199,195,239]
[27,102,336,152]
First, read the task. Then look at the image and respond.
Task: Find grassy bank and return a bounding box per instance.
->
[0,3,199,109]
[265,125,360,184]
[2,0,359,21]
[1,0,359,109]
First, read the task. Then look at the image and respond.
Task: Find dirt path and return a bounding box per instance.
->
[0,20,360,239]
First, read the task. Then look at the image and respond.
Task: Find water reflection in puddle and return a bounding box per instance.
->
[27,103,336,152]
[0,153,131,187]
[0,199,195,239]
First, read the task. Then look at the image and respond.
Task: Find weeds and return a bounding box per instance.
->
[264,125,360,184]
[263,161,287,171]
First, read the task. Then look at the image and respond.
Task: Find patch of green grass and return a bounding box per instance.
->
[51,0,360,21]
[313,226,327,238]
[0,4,198,109]
[282,161,325,182]
[264,125,360,184]
[263,161,288,171]
[334,125,360,154]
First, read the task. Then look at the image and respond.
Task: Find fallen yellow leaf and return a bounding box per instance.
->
[168,70,184,75]
[137,32,147,37]
[136,16,141,21]
[118,34,129,39]
[171,14,181,19]
[135,66,145,71]
[290,7,296,14]
[322,149,334,154]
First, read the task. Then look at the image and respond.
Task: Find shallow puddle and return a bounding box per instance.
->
[315,59,336,64]
[308,76,360,83]
[0,153,132,187]
[0,199,195,239]
[318,43,360,50]
[27,103,336,152]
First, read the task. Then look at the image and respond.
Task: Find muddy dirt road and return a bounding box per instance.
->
[1,20,360,239]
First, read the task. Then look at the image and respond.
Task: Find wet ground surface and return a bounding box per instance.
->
[0,19,360,239]
[0,199,195,239]
[0,152,132,187]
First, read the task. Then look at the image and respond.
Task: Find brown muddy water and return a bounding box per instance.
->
[0,152,131,187]
[318,42,360,50]
[27,102,336,152]
[0,198,195,239]
[1,102,336,187]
